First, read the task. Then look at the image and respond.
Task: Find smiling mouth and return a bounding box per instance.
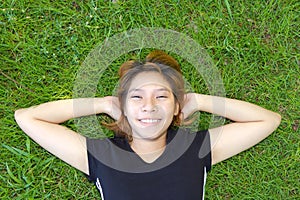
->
[138,119,161,124]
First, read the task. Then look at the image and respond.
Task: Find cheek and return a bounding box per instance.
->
[124,101,137,117]
[162,102,177,116]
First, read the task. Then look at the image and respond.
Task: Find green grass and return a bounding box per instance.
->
[1,0,299,199]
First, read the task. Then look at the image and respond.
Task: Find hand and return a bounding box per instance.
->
[102,96,121,120]
[181,93,199,119]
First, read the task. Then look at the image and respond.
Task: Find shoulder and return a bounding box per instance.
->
[169,127,209,139]
[168,128,210,153]
[87,135,132,156]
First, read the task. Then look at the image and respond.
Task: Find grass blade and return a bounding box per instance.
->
[224,0,233,20]
[6,163,22,184]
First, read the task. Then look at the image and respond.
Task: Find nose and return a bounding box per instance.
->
[142,98,157,113]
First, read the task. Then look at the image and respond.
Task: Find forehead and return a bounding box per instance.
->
[128,71,171,91]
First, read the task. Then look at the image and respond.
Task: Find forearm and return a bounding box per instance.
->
[195,94,282,165]
[15,97,111,124]
[195,94,281,123]
[14,98,99,174]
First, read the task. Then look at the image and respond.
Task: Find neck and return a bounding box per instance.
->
[130,132,167,155]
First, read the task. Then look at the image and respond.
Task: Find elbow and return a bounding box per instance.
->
[274,112,282,128]
[269,112,281,131]
[14,109,22,121]
[14,108,28,124]
[261,111,281,134]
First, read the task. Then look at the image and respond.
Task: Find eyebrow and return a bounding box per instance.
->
[128,87,171,93]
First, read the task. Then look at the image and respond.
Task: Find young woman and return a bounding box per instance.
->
[14,50,281,199]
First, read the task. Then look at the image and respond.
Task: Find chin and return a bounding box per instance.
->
[132,128,168,141]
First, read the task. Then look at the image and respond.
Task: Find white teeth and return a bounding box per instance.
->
[140,119,160,123]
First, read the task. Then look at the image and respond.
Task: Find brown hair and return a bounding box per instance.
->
[104,50,185,141]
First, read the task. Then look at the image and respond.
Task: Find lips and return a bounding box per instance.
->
[138,118,161,125]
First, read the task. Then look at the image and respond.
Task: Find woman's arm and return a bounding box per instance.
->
[182,93,281,165]
[14,97,120,175]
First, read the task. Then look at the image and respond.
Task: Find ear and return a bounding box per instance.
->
[124,107,127,117]
[174,102,180,116]
[122,100,128,117]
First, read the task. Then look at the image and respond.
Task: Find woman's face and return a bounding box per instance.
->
[124,71,179,141]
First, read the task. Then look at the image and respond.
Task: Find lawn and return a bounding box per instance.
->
[1,0,299,199]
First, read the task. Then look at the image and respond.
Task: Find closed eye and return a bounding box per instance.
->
[131,95,142,99]
[156,95,168,99]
